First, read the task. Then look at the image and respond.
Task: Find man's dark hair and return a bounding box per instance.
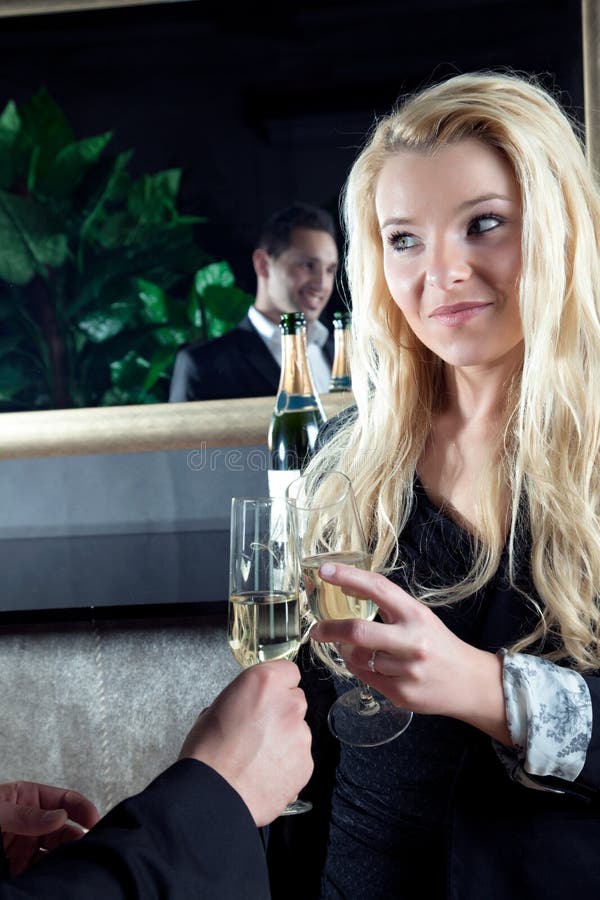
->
[256,202,337,257]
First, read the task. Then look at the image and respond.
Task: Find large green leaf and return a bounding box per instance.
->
[86,209,132,250]
[127,169,181,226]
[0,192,68,284]
[201,283,253,319]
[39,131,114,199]
[16,88,74,185]
[0,101,21,190]
[0,354,49,407]
[78,300,138,343]
[164,291,194,330]
[78,150,134,247]
[134,277,169,324]
[187,291,203,329]
[194,260,235,295]
[109,349,150,391]
[0,361,31,400]
[202,285,253,338]
[142,345,176,391]
[152,325,190,348]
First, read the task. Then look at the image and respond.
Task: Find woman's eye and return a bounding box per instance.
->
[468,214,503,235]
[388,231,419,251]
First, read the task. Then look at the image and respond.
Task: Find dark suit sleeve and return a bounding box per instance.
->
[0,760,270,900]
[169,346,203,401]
[266,645,339,899]
[168,327,280,401]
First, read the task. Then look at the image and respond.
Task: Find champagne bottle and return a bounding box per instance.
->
[329,310,352,393]
[267,312,326,498]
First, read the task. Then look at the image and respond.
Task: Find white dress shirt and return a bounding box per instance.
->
[247,305,331,394]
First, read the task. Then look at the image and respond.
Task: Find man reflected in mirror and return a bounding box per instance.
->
[168,202,339,401]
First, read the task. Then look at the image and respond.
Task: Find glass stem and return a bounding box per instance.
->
[357,680,381,716]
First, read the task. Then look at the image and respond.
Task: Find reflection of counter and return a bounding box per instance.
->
[0,530,229,619]
[0,393,355,619]
[0,445,268,619]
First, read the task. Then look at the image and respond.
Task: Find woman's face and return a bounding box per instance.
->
[376,137,523,371]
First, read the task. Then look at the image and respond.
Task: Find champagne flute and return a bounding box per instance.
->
[228,495,312,815]
[286,470,413,747]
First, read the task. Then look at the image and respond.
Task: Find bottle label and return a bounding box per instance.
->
[268,468,301,499]
[329,375,352,392]
[275,390,320,415]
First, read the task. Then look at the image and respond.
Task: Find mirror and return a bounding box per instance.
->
[0,0,587,423]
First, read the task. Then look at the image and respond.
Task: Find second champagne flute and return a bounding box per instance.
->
[228,494,312,815]
[286,470,413,747]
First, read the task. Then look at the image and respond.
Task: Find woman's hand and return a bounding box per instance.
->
[310,562,511,745]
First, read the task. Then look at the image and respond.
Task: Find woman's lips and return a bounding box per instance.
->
[429,302,492,326]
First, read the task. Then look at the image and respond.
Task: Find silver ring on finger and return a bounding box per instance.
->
[367,649,378,674]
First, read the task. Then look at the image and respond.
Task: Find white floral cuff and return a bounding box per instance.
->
[493,650,592,790]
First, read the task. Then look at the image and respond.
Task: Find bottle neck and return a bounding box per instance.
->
[277,330,319,397]
[329,326,352,391]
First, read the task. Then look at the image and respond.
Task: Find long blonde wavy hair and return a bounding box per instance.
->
[308,70,600,672]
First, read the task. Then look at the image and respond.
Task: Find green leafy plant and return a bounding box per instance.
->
[0,88,253,410]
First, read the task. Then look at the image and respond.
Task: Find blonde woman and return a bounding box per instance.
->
[267,71,600,899]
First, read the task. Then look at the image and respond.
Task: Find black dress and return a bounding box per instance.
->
[267,478,530,900]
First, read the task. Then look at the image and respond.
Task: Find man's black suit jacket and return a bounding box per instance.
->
[168,314,334,402]
[0,760,270,899]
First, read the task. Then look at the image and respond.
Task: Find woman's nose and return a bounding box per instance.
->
[425,240,471,289]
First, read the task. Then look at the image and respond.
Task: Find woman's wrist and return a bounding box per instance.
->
[454,646,512,745]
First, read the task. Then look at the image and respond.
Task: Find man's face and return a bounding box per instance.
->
[262,227,338,322]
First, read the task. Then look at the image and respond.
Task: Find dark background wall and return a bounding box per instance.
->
[0,0,584,310]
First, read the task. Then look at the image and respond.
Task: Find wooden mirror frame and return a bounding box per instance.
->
[0,393,353,459]
[0,1,173,16]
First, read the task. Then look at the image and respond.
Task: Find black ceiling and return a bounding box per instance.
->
[0,0,584,108]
